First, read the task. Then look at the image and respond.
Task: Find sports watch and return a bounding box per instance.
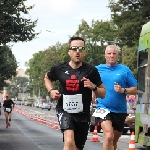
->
[92,86,97,91]
[124,88,127,94]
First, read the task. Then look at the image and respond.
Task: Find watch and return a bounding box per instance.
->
[48,88,54,94]
[124,88,127,94]
[92,86,97,92]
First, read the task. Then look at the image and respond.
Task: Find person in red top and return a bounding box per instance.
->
[3,94,15,128]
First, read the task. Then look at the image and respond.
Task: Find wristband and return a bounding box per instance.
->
[92,86,97,92]
[48,89,54,94]
[124,88,127,94]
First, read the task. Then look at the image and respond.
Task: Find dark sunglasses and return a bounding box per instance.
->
[69,46,85,51]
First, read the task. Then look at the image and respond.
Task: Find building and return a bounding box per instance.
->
[16,68,29,78]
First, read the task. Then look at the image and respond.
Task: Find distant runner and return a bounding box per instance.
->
[3,94,15,128]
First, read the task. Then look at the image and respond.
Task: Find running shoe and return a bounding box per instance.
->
[6,124,8,128]
[8,122,10,127]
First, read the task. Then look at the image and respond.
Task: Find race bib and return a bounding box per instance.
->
[92,108,110,119]
[63,94,83,113]
[6,108,11,112]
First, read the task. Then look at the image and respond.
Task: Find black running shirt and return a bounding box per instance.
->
[47,62,103,116]
[3,99,14,108]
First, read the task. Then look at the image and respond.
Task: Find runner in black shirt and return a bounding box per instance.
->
[44,36,106,150]
[3,94,15,128]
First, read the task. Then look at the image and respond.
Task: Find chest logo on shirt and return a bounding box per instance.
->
[66,75,79,91]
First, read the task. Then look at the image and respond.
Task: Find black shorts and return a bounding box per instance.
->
[97,112,127,132]
[57,111,89,150]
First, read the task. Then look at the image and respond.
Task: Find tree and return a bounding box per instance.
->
[108,0,150,46]
[121,45,138,77]
[75,19,119,65]
[0,45,17,90]
[0,0,38,45]
[7,76,30,99]
[107,0,150,76]
[25,42,69,97]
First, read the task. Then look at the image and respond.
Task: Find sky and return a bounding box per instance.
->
[11,0,111,70]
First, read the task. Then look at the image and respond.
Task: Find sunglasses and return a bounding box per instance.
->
[69,46,85,51]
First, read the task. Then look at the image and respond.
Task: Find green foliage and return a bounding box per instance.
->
[26,42,68,97]
[121,45,138,78]
[108,0,150,47]
[0,0,38,44]
[26,0,150,95]
[0,45,17,90]
[75,19,118,66]
[7,76,30,98]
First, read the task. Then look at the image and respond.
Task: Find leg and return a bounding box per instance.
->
[113,130,122,150]
[124,116,135,127]
[63,130,76,150]
[111,113,127,150]
[4,111,9,128]
[57,111,76,150]
[8,112,12,126]
[101,120,114,150]
[8,112,12,122]
[74,122,89,150]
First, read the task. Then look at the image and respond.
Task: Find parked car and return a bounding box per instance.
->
[24,101,32,106]
[37,103,42,108]
[15,100,22,105]
[41,103,51,111]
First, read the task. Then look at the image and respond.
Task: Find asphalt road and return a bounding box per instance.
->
[0,105,149,150]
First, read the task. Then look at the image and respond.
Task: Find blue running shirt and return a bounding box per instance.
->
[95,64,138,113]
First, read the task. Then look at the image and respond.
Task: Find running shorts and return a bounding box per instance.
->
[97,112,127,132]
[57,111,89,150]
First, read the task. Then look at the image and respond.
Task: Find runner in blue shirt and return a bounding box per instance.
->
[95,45,138,150]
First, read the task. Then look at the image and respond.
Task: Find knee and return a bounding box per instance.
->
[104,131,114,143]
[64,137,74,147]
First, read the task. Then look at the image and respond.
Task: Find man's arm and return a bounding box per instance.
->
[44,74,54,92]
[3,101,5,109]
[114,83,137,95]
[12,100,15,108]
[81,77,106,99]
[94,83,106,98]
[44,74,61,100]
[122,86,137,95]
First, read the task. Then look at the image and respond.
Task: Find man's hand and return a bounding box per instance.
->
[50,90,61,100]
[114,82,124,93]
[81,77,95,90]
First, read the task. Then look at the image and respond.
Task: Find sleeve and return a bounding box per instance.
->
[91,67,103,87]
[126,67,138,87]
[11,100,15,105]
[47,64,58,81]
